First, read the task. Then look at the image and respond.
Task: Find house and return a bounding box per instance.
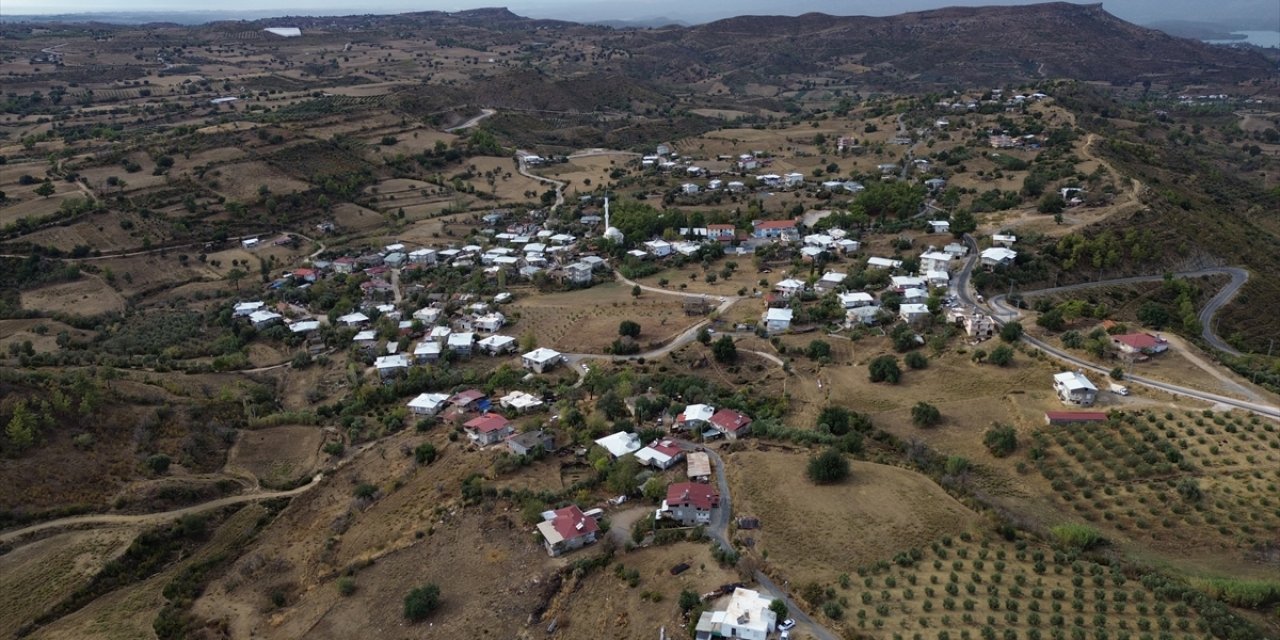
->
[477,334,516,355]
[762,307,793,334]
[927,220,951,234]
[836,238,861,254]
[1053,371,1099,406]
[694,587,778,640]
[727,181,746,193]
[374,354,409,380]
[447,332,475,356]
[643,240,673,257]
[925,178,948,191]
[450,389,488,412]
[1045,411,1108,425]
[292,268,318,283]
[686,451,712,482]
[891,275,927,292]
[522,348,563,373]
[413,307,443,325]
[594,431,642,459]
[676,403,716,430]
[635,439,685,469]
[407,392,450,416]
[846,305,883,327]
[241,237,260,250]
[473,312,505,333]
[961,312,996,340]
[920,251,954,273]
[752,219,799,241]
[463,413,514,446]
[353,330,378,351]
[773,278,806,299]
[708,409,753,440]
[499,390,544,413]
[707,224,736,242]
[564,261,593,285]
[840,292,875,309]
[537,505,599,557]
[659,482,720,525]
[980,247,1018,267]
[901,288,928,304]
[412,340,442,363]
[926,270,950,287]
[233,301,265,318]
[992,234,1018,247]
[507,429,555,456]
[681,183,700,195]
[867,257,903,270]
[1111,333,1169,356]
[332,257,357,274]
[289,319,321,337]
[899,303,932,324]
[248,310,283,329]
[337,311,370,327]
[944,242,969,257]
[783,172,805,188]
[409,248,437,265]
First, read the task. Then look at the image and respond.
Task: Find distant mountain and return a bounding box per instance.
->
[586,17,690,29]
[613,2,1273,88]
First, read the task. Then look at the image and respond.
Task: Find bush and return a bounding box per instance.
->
[1050,524,1103,551]
[618,320,641,338]
[807,447,850,484]
[414,443,438,465]
[1000,321,1023,342]
[983,424,1018,457]
[912,402,942,428]
[147,454,171,474]
[869,355,902,383]
[904,351,929,369]
[1192,578,1280,609]
[711,335,738,363]
[403,583,441,621]
[806,340,832,361]
[337,577,356,596]
[988,344,1014,366]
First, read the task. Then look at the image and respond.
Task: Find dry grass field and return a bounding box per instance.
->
[510,281,692,353]
[726,448,981,585]
[0,318,97,353]
[20,276,126,317]
[227,426,325,489]
[0,527,139,634]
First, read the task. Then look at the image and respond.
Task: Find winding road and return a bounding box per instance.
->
[0,473,324,546]
[953,237,1277,419]
[515,152,566,214]
[444,108,496,133]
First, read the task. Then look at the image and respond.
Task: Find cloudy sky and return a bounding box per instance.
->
[2,0,1277,29]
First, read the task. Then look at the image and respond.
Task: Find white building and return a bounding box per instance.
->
[477,334,516,355]
[499,390,544,413]
[927,220,951,234]
[980,247,1018,267]
[594,431,641,459]
[374,354,409,379]
[920,251,954,273]
[233,301,265,317]
[839,291,875,308]
[447,332,475,356]
[522,348,563,373]
[867,257,903,270]
[899,303,932,324]
[762,307,793,334]
[1054,371,1098,406]
[413,340,441,364]
[694,587,778,640]
[407,392,451,416]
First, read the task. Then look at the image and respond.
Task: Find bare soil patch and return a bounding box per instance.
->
[510,281,691,353]
[0,527,138,634]
[228,426,324,489]
[20,276,125,317]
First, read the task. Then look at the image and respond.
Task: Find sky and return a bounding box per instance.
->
[2,0,1278,30]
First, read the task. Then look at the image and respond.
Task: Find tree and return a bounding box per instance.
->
[868,355,901,383]
[807,447,850,484]
[631,284,641,298]
[226,268,247,291]
[403,583,441,621]
[806,339,831,361]
[904,351,928,370]
[1109,367,1124,381]
[1036,309,1065,331]
[607,456,642,495]
[618,320,641,338]
[1037,193,1066,214]
[950,209,977,236]
[5,401,37,450]
[518,329,538,352]
[983,424,1018,457]
[146,453,171,474]
[1000,321,1023,343]
[770,599,789,620]
[34,179,55,198]
[711,335,737,363]
[988,344,1014,366]
[911,402,942,428]
[414,443,437,465]
[697,327,711,345]
[679,589,702,613]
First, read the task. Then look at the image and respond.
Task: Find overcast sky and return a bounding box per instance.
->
[3,0,1277,29]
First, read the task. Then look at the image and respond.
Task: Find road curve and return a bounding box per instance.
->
[0,473,323,546]
[515,153,566,214]
[444,108,496,133]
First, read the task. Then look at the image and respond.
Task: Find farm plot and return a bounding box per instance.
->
[202,160,313,202]
[509,282,690,353]
[227,426,324,489]
[20,275,125,317]
[0,527,139,634]
[826,534,1216,640]
[0,318,97,353]
[726,449,981,585]
[1031,410,1280,553]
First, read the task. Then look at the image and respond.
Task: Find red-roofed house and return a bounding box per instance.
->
[292,268,318,283]
[537,505,599,556]
[1045,411,1109,426]
[752,219,799,242]
[660,482,721,525]
[635,439,685,469]
[1111,333,1169,356]
[463,413,513,446]
[707,224,736,242]
[450,389,487,411]
[709,409,753,440]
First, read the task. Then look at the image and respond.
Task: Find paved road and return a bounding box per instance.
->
[0,473,324,545]
[515,153,566,214]
[953,248,1276,418]
[444,108,496,133]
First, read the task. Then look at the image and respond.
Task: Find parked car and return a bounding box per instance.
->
[779,618,796,631]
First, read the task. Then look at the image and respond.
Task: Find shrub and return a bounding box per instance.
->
[1000,321,1023,343]
[337,577,356,596]
[1050,524,1103,551]
[807,447,850,484]
[983,424,1018,457]
[403,583,441,621]
[869,355,902,383]
[904,351,929,369]
[618,320,641,338]
[414,443,438,465]
[147,454,171,474]
[988,344,1014,367]
[712,335,737,363]
[912,402,942,428]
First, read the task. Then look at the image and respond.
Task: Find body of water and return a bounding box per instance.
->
[1203,30,1280,48]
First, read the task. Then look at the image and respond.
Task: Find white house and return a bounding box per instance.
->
[762,307,793,334]
[635,439,685,469]
[993,234,1018,247]
[1054,371,1098,406]
[944,242,969,257]
[681,183,700,195]
[337,312,370,327]
[840,291,875,308]
[846,305,882,326]
[499,390,544,413]
[564,262,593,285]
[373,354,409,379]
[783,172,805,188]
[409,248,437,265]
[899,303,932,324]
[594,431,642,459]
[427,325,453,342]
[289,319,321,336]
[836,238,861,254]
[773,278,806,299]
[891,275,928,292]
[927,220,951,234]
[926,270,950,287]
[233,301,265,317]
[477,334,516,355]
[677,403,717,430]
[447,332,475,356]
[353,329,378,350]
[920,251,954,273]
[867,257,903,270]
[816,271,848,292]
[473,312,505,333]
[413,307,442,325]
[407,392,450,416]
[980,247,1018,267]
[522,348,563,373]
[464,413,514,446]
[901,288,928,304]
[643,240,673,257]
[248,310,283,329]
[658,481,720,525]
[413,340,441,364]
[694,587,777,640]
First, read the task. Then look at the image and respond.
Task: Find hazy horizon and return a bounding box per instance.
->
[2,0,1278,30]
